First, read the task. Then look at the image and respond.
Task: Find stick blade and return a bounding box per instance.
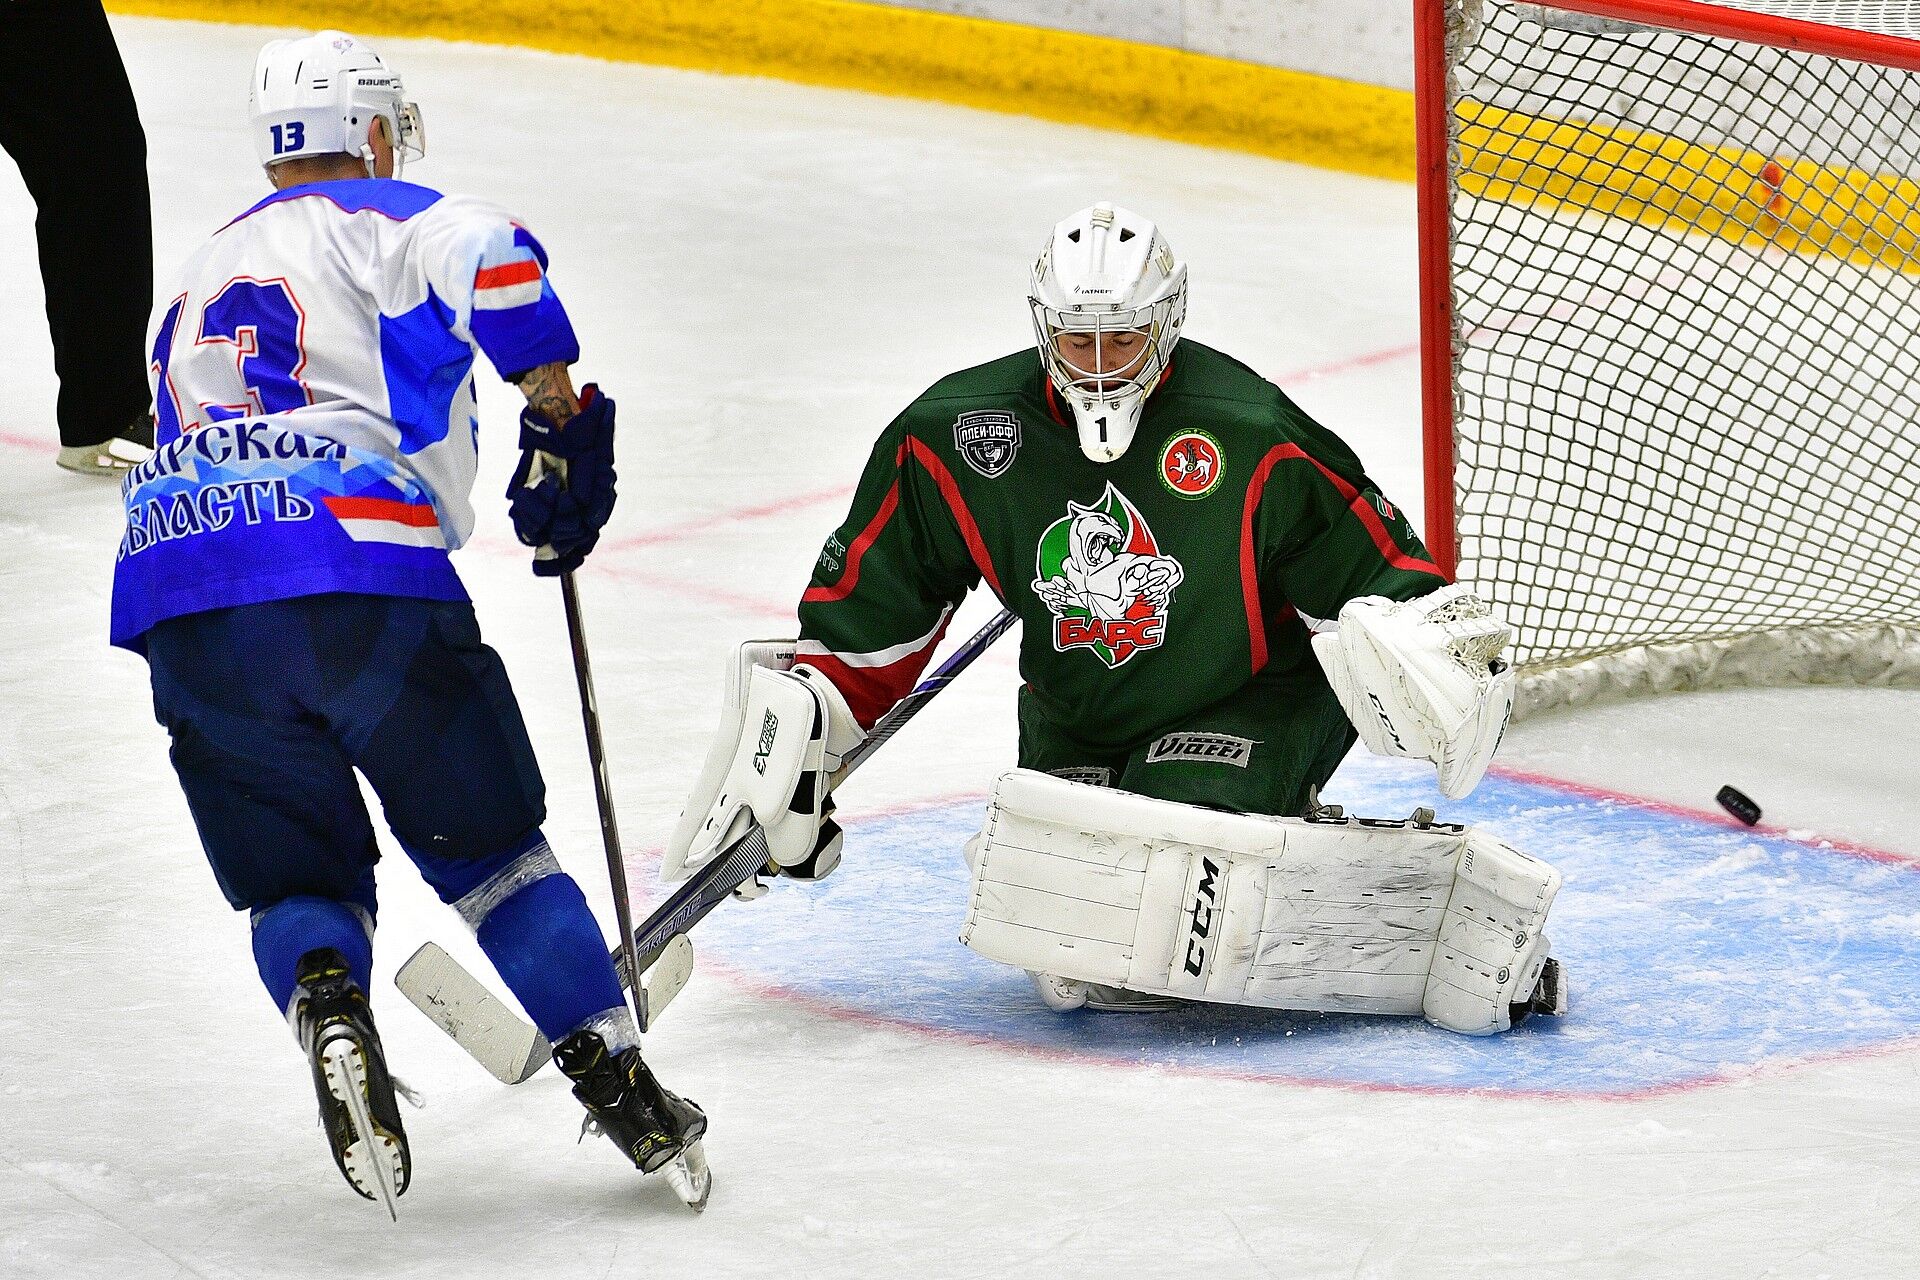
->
[638,934,694,1032]
[396,942,550,1085]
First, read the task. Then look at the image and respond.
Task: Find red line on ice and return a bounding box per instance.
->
[1486,763,1920,870]
[698,959,1920,1102]
[1278,342,1419,383]
[600,482,852,554]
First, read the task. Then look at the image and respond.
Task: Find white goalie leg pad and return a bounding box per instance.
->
[1420,829,1561,1035]
[664,640,795,882]
[959,770,1561,1032]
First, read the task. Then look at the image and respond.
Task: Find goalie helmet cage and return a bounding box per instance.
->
[1415,0,1920,717]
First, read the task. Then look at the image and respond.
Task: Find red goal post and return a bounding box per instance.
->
[1416,0,1920,715]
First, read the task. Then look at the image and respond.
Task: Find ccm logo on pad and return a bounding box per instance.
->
[1182,856,1223,976]
[1146,732,1256,768]
[1365,693,1408,752]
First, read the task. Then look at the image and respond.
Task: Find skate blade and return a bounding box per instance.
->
[320,1037,406,1221]
[663,1140,713,1212]
[1084,984,1181,1013]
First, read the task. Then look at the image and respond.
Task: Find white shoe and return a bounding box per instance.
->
[56,415,154,476]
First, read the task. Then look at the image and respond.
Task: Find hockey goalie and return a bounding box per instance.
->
[667,202,1566,1036]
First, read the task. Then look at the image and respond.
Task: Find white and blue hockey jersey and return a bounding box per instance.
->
[111,178,579,648]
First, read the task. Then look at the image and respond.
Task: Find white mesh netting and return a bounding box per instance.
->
[1440,0,1920,716]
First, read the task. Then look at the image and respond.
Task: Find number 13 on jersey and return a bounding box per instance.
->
[150,277,314,441]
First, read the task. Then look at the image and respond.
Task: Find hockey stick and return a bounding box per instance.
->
[560,569,646,1008]
[400,606,1017,1081]
[564,565,713,1211]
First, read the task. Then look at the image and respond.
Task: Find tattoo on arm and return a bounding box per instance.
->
[516,361,581,427]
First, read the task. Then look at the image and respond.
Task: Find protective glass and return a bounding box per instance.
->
[395,101,426,161]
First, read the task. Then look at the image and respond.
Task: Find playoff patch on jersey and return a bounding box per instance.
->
[954,411,1021,478]
[1159,430,1224,499]
[1145,732,1257,768]
[1030,482,1184,668]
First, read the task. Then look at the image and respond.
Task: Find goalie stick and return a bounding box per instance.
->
[398,606,1018,1080]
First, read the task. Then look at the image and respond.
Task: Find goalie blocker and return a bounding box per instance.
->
[960,770,1566,1035]
[663,640,864,894]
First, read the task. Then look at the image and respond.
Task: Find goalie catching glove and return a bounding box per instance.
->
[662,641,864,897]
[1312,584,1516,799]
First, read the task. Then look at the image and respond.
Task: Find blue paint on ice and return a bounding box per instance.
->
[691,758,1920,1094]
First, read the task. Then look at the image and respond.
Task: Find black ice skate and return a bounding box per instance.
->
[292,948,410,1218]
[553,1028,712,1210]
[1510,955,1569,1029]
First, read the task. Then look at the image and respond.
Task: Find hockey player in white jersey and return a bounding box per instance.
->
[114,31,704,1213]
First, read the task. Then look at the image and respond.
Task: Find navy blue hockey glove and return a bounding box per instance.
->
[507,384,616,577]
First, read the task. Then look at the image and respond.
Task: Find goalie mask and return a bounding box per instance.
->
[1029,202,1187,463]
[249,30,426,177]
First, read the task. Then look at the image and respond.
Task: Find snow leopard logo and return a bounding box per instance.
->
[1031,482,1184,668]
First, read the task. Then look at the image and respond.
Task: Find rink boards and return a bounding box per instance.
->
[683,755,1920,1097]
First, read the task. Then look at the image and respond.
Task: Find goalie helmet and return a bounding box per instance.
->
[1028,202,1187,463]
[249,30,425,176]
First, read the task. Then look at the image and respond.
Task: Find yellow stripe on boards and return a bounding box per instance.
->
[107,1,1920,275]
[1457,100,1920,276]
[104,0,1418,182]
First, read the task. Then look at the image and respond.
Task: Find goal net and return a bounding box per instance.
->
[1417,0,1920,716]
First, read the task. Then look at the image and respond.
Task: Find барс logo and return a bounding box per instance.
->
[1031,482,1183,668]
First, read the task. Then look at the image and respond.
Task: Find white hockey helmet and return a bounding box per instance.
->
[248,31,425,176]
[1029,202,1187,463]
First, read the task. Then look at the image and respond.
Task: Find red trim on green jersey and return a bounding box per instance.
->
[1242,448,1280,670]
[905,436,1004,599]
[803,438,1003,606]
[802,482,901,604]
[794,614,952,729]
[1241,443,1444,671]
[1042,378,1069,426]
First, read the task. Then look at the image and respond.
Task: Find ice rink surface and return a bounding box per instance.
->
[4,18,1920,1280]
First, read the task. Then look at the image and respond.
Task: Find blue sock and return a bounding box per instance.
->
[477,873,628,1044]
[411,830,627,1045]
[251,875,377,1017]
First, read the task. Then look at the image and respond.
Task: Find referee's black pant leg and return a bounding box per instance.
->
[0,0,153,446]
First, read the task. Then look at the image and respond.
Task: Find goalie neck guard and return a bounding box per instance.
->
[1029,202,1187,464]
[249,30,425,177]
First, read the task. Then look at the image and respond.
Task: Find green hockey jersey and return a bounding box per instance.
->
[795,339,1446,748]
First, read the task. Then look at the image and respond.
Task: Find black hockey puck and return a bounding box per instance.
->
[1716,785,1761,827]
